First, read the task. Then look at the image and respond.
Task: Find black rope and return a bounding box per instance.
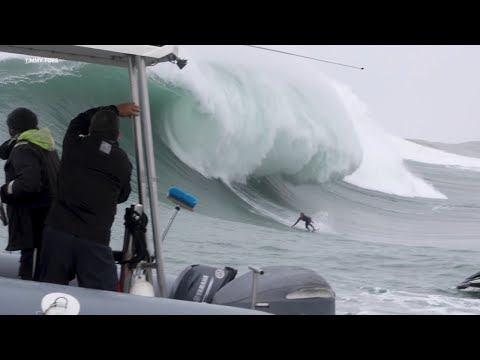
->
[244,45,365,70]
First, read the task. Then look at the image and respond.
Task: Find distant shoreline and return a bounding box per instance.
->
[408,139,480,158]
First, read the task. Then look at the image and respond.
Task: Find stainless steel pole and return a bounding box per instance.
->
[128,57,153,286]
[161,206,180,242]
[127,56,147,207]
[135,55,167,297]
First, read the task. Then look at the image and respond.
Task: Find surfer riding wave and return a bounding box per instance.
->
[291,212,316,231]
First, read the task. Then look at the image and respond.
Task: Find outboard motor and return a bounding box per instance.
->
[212,265,336,315]
[170,265,237,303]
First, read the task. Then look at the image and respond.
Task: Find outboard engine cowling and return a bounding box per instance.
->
[212,265,335,315]
[170,265,237,303]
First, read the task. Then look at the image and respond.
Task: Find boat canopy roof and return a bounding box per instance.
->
[0,45,179,67]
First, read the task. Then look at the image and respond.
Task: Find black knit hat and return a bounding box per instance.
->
[6,108,38,133]
[89,110,120,139]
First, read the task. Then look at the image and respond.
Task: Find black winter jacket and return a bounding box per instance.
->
[45,106,132,246]
[0,128,60,250]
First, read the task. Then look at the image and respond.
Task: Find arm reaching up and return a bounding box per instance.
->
[63,103,141,147]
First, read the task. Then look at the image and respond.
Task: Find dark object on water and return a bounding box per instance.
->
[457,271,480,290]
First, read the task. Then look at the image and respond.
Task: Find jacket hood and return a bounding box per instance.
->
[18,128,56,151]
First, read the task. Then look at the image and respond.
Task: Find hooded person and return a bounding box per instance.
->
[0,107,60,280]
[39,103,138,291]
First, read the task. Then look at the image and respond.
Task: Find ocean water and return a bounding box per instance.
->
[1,47,480,315]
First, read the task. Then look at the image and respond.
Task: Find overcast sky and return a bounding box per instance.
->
[289,45,480,144]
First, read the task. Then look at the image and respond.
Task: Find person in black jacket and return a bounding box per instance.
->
[291,212,316,231]
[39,103,139,291]
[0,108,60,280]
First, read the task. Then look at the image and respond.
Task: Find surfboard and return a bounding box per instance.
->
[291,226,319,233]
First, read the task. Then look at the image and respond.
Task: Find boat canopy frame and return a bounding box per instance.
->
[0,45,179,68]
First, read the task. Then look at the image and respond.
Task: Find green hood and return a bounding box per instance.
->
[18,128,56,151]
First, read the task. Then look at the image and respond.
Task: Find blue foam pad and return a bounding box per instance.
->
[168,187,197,209]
